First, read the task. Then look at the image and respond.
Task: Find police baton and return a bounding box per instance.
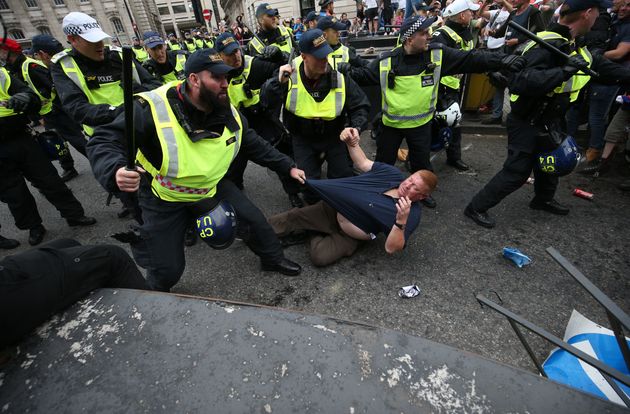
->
[507,21,599,77]
[283,47,296,78]
[122,46,136,170]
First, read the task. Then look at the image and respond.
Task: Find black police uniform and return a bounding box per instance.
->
[430,20,475,165]
[0,238,147,348]
[262,63,371,204]
[87,82,300,292]
[0,72,91,239]
[249,27,298,59]
[142,50,190,83]
[224,56,301,200]
[347,45,509,173]
[468,23,630,219]
[9,54,87,174]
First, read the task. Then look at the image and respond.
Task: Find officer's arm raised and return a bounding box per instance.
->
[340,130,373,173]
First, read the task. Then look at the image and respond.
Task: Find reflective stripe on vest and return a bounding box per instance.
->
[185,40,197,52]
[161,53,188,84]
[228,55,260,108]
[133,47,149,63]
[22,57,54,115]
[250,26,293,55]
[437,26,473,91]
[286,58,345,121]
[0,68,17,118]
[328,44,350,70]
[510,31,592,103]
[56,51,140,136]
[169,42,182,51]
[379,48,443,128]
[135,81,243,202]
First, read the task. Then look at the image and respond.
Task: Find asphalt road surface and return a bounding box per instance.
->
[1,131,629,373]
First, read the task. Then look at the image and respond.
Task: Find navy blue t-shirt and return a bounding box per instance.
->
[611,18,630,67]
[306,162,421,242]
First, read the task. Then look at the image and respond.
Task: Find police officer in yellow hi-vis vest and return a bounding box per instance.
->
[262,29,370,205]
[183,32,198,53]
[3,35,85,182]
[430,0,480,173]
[0,47,96,248]
[317,16,367,71]
[249,3,296,60]
[166,33,183,51]
[132,37,149,63]
[50,12,160,138]
[141,31,189,85]
[343,15,525,209]
[87,49,308,292]
[465,0,630,229]
[216,32,303,208]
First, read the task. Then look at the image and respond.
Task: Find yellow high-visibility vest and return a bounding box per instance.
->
[227,55,260,108]
[21,57,54,115]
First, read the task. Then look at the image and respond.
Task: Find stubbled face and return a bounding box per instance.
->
[147,44,167,64]
[397,173,431,201]
[618,1,629,19]
[220,48,243,68]
[324,28,340,45]
[302,53,328,78]
[259,14,277,30]
[457,9,473,25]
[69,36,105,61]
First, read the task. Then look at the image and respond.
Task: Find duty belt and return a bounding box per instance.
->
[155,174,209,195]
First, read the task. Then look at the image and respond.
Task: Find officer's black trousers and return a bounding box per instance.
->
[376,123,433,172]
[292,134,354,204]
[470,116,559,212]
[44,109,88,157]
[0,238,147,348]
[440,88,463,162]
[227,111,300,196]
[0,134,85,230]
[131,178,285,292]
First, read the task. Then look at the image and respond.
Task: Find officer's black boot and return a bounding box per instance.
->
[60,168,79,182]
[28,224,47,246]
[529,198,569,215]
[0,235,19,249]
[464,203,496,228]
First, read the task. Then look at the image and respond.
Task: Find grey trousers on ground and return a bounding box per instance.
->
[268,201,360,266]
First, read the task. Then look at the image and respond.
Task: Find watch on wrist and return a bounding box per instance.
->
[394,222,405,230]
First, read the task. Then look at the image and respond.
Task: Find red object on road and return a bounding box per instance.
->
[203,9,212,20]
[573,188,594,200]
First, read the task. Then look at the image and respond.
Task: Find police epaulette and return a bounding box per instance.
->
[50,49,70,64]
[135,96,150,108]
[429,43,444,50]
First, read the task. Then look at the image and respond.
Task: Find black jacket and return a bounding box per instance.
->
[509,23,630,123]
[330,43,368,68]
[142,50,190,83]
[261,64,370,139]
[50,47,162,130]
[495,5,546,53]
[0,71,40,130]
[87,82,295,195]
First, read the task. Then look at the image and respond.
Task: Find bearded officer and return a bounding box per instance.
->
[87,49,307,292]
[248,3,296,59]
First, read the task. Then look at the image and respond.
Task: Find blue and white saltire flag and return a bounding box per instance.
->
[543,310,630,407]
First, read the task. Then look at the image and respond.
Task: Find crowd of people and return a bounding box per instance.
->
[0,0,629,343]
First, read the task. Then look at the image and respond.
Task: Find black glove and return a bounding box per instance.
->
[336,62,351,74]
[7,92,32,113]
[501,55,526,72]
[260,45,282,61]
[562,55,588,78]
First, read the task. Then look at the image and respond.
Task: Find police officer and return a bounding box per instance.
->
[319,0,335,18]
[343,16,525,209]
[203,31,215,49]
[183,32,198,53]
[132,37,149,63]
[464,0,630,228]
[141,31,189,84]
[0,60,96,246]
[262,29,370,204]
[166,33,183,51]
[248,3,296,58]
[317,16,367,71]
[216,32,303,208]
[87,49,307,292]
[304,11,320,30]
[3,36,83,182]
[430,0,480,172]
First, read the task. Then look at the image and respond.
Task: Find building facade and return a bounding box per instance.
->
[0,0,162,48]
[220,0,358,29]
[156,0,225,37]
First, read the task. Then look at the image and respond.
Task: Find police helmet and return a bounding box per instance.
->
[35,129,69,160]
[431,125,452,151]
[194,199,238,250]
[434,101,461,128]
[537,135,581,176]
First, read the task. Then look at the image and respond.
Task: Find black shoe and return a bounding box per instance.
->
[421,195,436,209]
[67,216,97,227]
[29,225,46,246]
[280,231,309,248]
[481,117,502,125]
[289,194,304,209]
[619,180,630,192]
[529,198,569,215]
[447,159,470,171]
[464,203,496,228]
[261,258,302,276]
[60,168,78,182]
[117,207,131,218]
[184,226,197,246]
[0,235,19,249]
[579,157,610,176]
